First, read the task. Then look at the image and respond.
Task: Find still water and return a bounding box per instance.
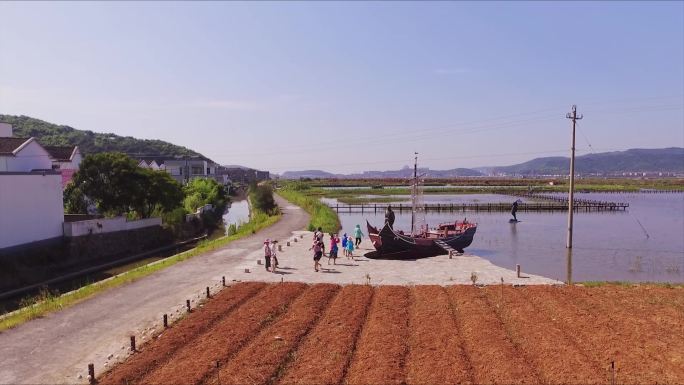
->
[223,199,250,231]
[324,193,684,283]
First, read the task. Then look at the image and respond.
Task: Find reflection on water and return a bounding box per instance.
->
[223,199,250,233]
[326,193,684,283]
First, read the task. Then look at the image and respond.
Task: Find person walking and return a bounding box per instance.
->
[263,239,271,271]
[346,234,355,259]
[511,199,520,222]
[315,227,325,254]
[353,224,364,248]
[269,240,279,272]
[309,238,323,272]
[328,233,339,265]
[341,233,348,257]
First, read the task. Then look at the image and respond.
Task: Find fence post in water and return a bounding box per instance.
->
[163,314,168,328]
[130,335,136,352]
[516,264,521,278]
[186,299,191,312]
[206,286,210,298]
[222,276,226,286]
[88,363,95,385]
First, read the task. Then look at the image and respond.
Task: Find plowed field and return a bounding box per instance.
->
[99,283,683,385]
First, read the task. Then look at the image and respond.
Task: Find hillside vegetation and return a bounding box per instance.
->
[0,114,203,158]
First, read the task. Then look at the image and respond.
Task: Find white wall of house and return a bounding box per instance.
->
[59,149,82,170]
[0,173,64,249]
[0,140,53,172]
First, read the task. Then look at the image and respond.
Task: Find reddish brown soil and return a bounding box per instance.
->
[559,285,684,383]
[405,285,472,385]
[277,285,374,385]
[483,286,606,384]
[100,283,684,385]
[345,285,410,385]
[140,282,307,385]
[446,285,541,384]
[99,282,266,385]
[214,283,340,385]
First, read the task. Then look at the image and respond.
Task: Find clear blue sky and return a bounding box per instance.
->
[1,1,682,173]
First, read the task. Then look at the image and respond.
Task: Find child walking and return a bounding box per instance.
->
[346,235,354,259]
[341,233,348,258]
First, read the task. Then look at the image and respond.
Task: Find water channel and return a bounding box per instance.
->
[323,193,684,283]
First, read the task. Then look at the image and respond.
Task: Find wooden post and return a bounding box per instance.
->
[130,335,136,351]
[186,299,191,312]
[206,286,210,298]
[222,276,226,286]
[163,314,168,328]
[88,363,95,385]
[516,264,521,278]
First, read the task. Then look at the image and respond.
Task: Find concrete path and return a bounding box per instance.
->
[0,194,309,385]
[231,231,562,286]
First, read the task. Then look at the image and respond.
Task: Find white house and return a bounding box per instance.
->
[44,145,82,188]
[0,123,64,250]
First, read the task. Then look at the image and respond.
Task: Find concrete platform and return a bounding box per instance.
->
[232,231,562,286]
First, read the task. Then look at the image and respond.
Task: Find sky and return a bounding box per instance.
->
[1,1,683,174]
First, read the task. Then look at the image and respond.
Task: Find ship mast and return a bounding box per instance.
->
[411,152,418,235]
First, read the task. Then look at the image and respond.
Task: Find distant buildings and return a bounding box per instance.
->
[135,156,270,185]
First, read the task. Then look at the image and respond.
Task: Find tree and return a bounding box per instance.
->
[70,152,183,218]
[249,184,277,214]
[182,178,228,214]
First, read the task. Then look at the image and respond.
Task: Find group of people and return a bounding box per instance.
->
[261,225,365,273]
[309,225,364,272]
[262,239,279,273]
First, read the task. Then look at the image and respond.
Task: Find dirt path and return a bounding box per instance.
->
[0,194,309,385]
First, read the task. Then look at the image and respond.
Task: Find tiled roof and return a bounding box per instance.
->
[44,145,77,161]
[0,137,31,155]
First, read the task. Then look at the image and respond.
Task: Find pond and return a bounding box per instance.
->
[324,193,684,283]
[223,199,250,233]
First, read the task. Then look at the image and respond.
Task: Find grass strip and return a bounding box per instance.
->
[277,285,373,385]
[215,284,340,385]
[0,210,280,332]
[140,282,307,385]
[98,282,267,385]
[406,286,473,385]
[345,286,410,385]
[277,189,340,232]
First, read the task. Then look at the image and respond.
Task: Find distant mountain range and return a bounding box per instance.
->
[281,148,684,179]
[0,114,206,159]
[280,167,484,179]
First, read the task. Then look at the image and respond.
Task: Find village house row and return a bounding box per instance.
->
[0,122,269,251]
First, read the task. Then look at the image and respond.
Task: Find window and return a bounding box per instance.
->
[207,167,211,175]
[191,166,203,175]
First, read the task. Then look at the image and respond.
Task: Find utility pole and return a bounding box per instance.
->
[411,152,418,236]
[565,105,583,249]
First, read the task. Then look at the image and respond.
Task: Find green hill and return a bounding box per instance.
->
[483,148,684,175]
[0,114,204,158]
